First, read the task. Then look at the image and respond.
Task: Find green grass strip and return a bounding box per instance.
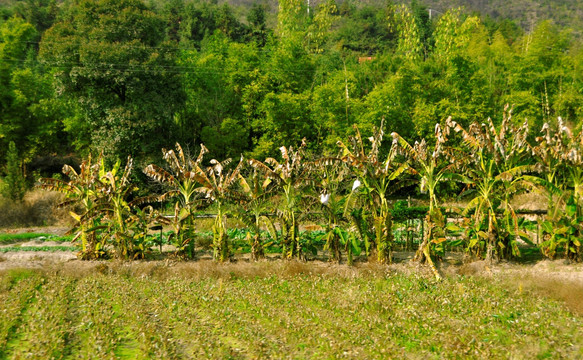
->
[0,233,56,243]
[0,246,77,253]
[0,233,73,244]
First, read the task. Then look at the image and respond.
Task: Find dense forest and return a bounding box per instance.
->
[0,0,582,190]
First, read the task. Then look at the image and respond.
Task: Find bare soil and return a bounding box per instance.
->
[0,226,69,236]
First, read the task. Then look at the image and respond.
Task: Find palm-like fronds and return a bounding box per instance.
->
[38,153,107,259]
[337,119,410,264]
[447,106,534,262]
[234,168,278,261]
[143,143,210,258]
[390,123,455,279]
[532,118,583,260]
[247,140,309,259]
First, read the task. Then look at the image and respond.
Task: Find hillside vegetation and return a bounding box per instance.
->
[0,0,582,179]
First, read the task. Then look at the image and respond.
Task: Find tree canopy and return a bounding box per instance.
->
[0,0,582,187]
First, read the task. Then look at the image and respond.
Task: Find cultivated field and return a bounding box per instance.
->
[1,252,582,359]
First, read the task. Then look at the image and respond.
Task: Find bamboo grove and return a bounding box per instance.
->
[40,109,583,275]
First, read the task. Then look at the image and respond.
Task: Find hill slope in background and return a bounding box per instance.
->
[2,0,581,33]
[223,0,582,35]
[423,0,582,33]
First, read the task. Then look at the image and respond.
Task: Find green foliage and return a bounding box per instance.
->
[0,246,76,253]
[310,158,362,264]
[235,168,277,261]
[534,118,583,261]
[38,154,155,260]
[38,154,106,259]
[395,4,423,61]
[195,156,244,262]
[0,232,57,243]
[391,125,454,278]
[13,0,583,267]
[2,0,583,181]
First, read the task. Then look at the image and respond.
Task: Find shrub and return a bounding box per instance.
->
[0,190,68,228]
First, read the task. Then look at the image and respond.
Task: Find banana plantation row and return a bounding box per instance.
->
[41,107,583,275]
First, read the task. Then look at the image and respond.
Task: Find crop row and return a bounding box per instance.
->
[0,269,581,359]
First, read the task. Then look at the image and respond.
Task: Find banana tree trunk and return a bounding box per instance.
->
[413,216,442,280]
[213,206,230,262]
[485,213,496,264]
[376,213,393,264]
[250,218,264,261]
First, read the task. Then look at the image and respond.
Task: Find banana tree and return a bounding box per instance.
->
[96,156,144,259]
[446,108,532,263]
[563,145,583,260]
[337,119,410,264]
[534,118,583,260]
[247,141,309,260]
[143,143,208,258]
[391,122,454,280]
[308,159,362,264]
[192,157,244,262]
[235,168,277,261]
[38,153,107,259]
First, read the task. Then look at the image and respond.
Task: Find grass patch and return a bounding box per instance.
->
[0,233,57,243]
[0,267,580,359]
[0,233,73,245]
[0,246,77,253]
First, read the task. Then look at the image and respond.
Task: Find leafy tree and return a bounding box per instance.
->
[395,4,422,61]
[252,92,312,159]
[331,1,396,54]
[216,3,247,42]
[0,16,37,159]
[361,64,418,139]
[433,9,482,62]
[175,1,217,45]
[13,0,58,33]
[310,66,360,151]
[179,34,261,158]
[410,0,432,58]
[306,0,338,54]
[39,0,184,163]
[247,2,269,46]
